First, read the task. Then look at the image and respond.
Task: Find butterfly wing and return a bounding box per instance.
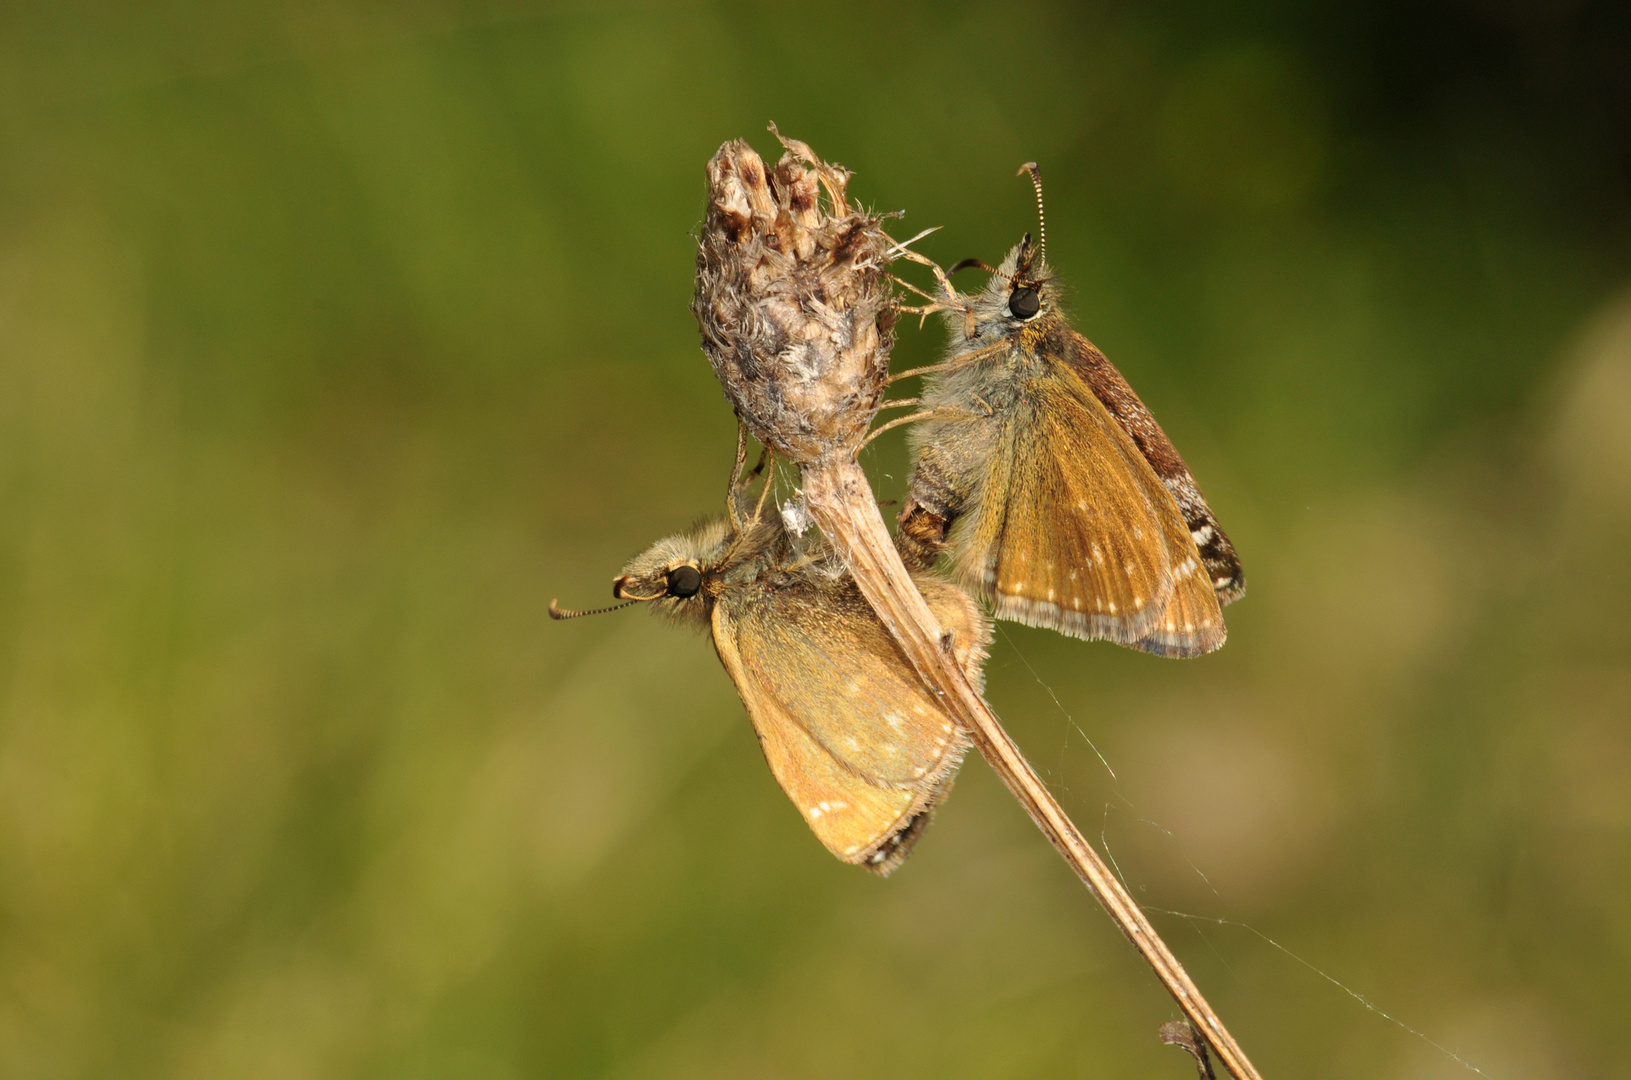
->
[710,573,988,874]
[1063,331,1245,604]
[951,368,1224,654]
[1128,547,1227,658]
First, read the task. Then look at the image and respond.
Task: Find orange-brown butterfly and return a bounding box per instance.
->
[893,165,1244,658]
[551,436,990,873]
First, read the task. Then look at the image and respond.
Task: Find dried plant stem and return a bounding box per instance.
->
[801,457,1265,1080]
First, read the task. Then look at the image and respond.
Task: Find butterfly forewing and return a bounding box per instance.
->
[1062,330,1245,604]
[958,374,1201,646]
[1129,549,1225,657]
[710,574,986,872]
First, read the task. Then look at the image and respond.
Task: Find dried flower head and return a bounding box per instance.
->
[693,127,898,465]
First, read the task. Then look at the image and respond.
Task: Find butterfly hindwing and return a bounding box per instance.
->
[711,571,987,873]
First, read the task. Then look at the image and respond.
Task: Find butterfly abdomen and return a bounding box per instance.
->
[899,373,1010,572]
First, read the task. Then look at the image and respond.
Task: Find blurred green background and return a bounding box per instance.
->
[3,2,1630,1077]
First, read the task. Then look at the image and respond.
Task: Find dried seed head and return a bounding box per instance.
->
[693,128,898,465]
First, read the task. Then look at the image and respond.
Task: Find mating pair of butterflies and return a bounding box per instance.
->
[554,190,1243,874]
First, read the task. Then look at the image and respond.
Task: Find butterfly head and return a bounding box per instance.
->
[950,232,1059,341]
[613,517,735,626]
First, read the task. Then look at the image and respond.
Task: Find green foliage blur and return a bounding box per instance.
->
[3,3,1629,1077]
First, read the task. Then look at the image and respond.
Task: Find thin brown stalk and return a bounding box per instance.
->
[801,456,1264,1080]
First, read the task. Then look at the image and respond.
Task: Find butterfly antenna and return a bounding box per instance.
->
[1018,162,1045,264]
[548,598,638,620]
[945,257,1022,295]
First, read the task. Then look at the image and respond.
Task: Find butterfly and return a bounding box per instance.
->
[891,165,1244,658]
[552,436,990,873]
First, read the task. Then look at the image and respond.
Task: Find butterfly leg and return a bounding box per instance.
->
[894,247,961,302]
[729,421,776,532]
[862,406,980,448]
[749,445,778,527]
[886,337,1013,385]
[727,421,749,531]
[889,274,941,306]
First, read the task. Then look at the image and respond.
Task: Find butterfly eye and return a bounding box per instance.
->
[1008,287,1040,319]
[666,565,702,598]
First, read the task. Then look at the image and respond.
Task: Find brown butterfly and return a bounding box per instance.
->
[892,165,1244,658]
[551,440,990,873]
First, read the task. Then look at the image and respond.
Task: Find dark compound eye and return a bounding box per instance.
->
[666,564,702,598]
[1008,287,1040,319]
